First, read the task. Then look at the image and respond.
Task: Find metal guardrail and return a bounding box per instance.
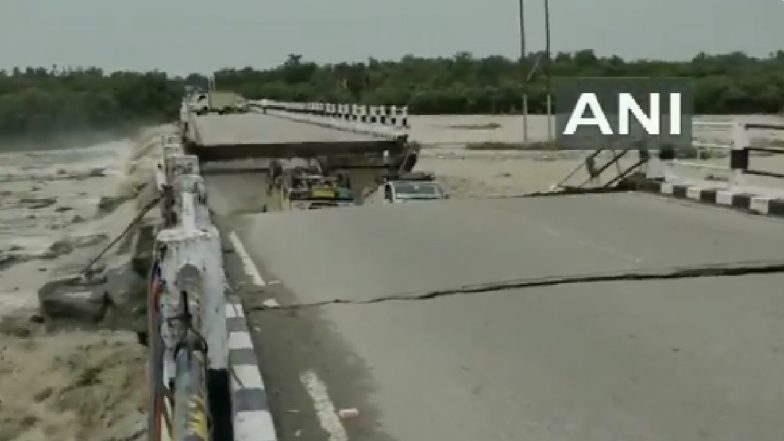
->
[656,120,784,190]
[552,119,784,191]
[247,99,410,141]
[252,100,409,127]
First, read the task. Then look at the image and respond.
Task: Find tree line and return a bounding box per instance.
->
[1,50,784,141]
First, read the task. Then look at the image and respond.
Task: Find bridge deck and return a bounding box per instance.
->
[214,191,784,441]
[192,113,387,146]
[188,112,406,162]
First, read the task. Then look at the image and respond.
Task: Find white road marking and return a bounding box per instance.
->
[750,196,772,214]
[225,302,244,318]
[231,365,265,390]
[300,370,348,441]
[716,190,734,205]
[161,395,173,441]
[229,231,266,287]
[686,187,702,200]
[228,332,254,350]
[234,411,277,441]
[542,226,642,264]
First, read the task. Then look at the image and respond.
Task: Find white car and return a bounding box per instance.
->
[365,172,448,204]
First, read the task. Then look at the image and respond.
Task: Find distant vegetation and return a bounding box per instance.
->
[2,50,784,141]
[0,67,181,144]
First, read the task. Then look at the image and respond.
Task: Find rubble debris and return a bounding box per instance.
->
[33,387,53,402]
[19,197,57,209]
[29,314,45,324]
[38,277,113,325]
[88,167,107,177]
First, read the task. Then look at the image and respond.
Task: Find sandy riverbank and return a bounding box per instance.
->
[410,114,784,197]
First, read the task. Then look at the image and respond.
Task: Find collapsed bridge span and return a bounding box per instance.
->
[182,99,418,172]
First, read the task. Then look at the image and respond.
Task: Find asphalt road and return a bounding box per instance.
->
[214,192,784,441]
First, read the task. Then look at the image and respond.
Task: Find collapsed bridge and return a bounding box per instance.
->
[147,94,784,441]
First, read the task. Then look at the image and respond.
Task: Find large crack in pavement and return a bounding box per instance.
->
[249,259,784,311]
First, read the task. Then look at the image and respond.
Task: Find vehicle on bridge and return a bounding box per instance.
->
[364,171,449,204]
[190,91,248,115]
[285,185,355,210]
[274,167,356,210]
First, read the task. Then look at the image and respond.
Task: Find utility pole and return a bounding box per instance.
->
[544,0,552,141]
[519,0,529,143]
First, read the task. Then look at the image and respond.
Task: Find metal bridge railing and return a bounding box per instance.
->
[658,120,738,183]
[247,99,410,141]
[551,119,784,193]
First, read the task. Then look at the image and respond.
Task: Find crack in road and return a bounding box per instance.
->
[249,259,784,311]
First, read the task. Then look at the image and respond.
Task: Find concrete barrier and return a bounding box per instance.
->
[148,126,276,441]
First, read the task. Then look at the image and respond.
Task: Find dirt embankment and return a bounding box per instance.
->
[0,125,175,441]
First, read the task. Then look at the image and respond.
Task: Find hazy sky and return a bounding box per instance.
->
[0,0,781,75]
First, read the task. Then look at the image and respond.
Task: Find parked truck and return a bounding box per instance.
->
[190,91,247,115]
[272,167,356,210]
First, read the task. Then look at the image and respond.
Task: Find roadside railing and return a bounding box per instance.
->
[247,99,410,141]
[654,120,784,193]
[552,118,784,193]
[148,131,229,441]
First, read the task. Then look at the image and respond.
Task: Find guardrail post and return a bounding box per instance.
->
[378,105,387,125]
[729,121,749,190]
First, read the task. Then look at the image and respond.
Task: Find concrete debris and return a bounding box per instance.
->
[338,408,360,419]
[38,277,113,325]
[0,253,18,270]
[0,319,33,338]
